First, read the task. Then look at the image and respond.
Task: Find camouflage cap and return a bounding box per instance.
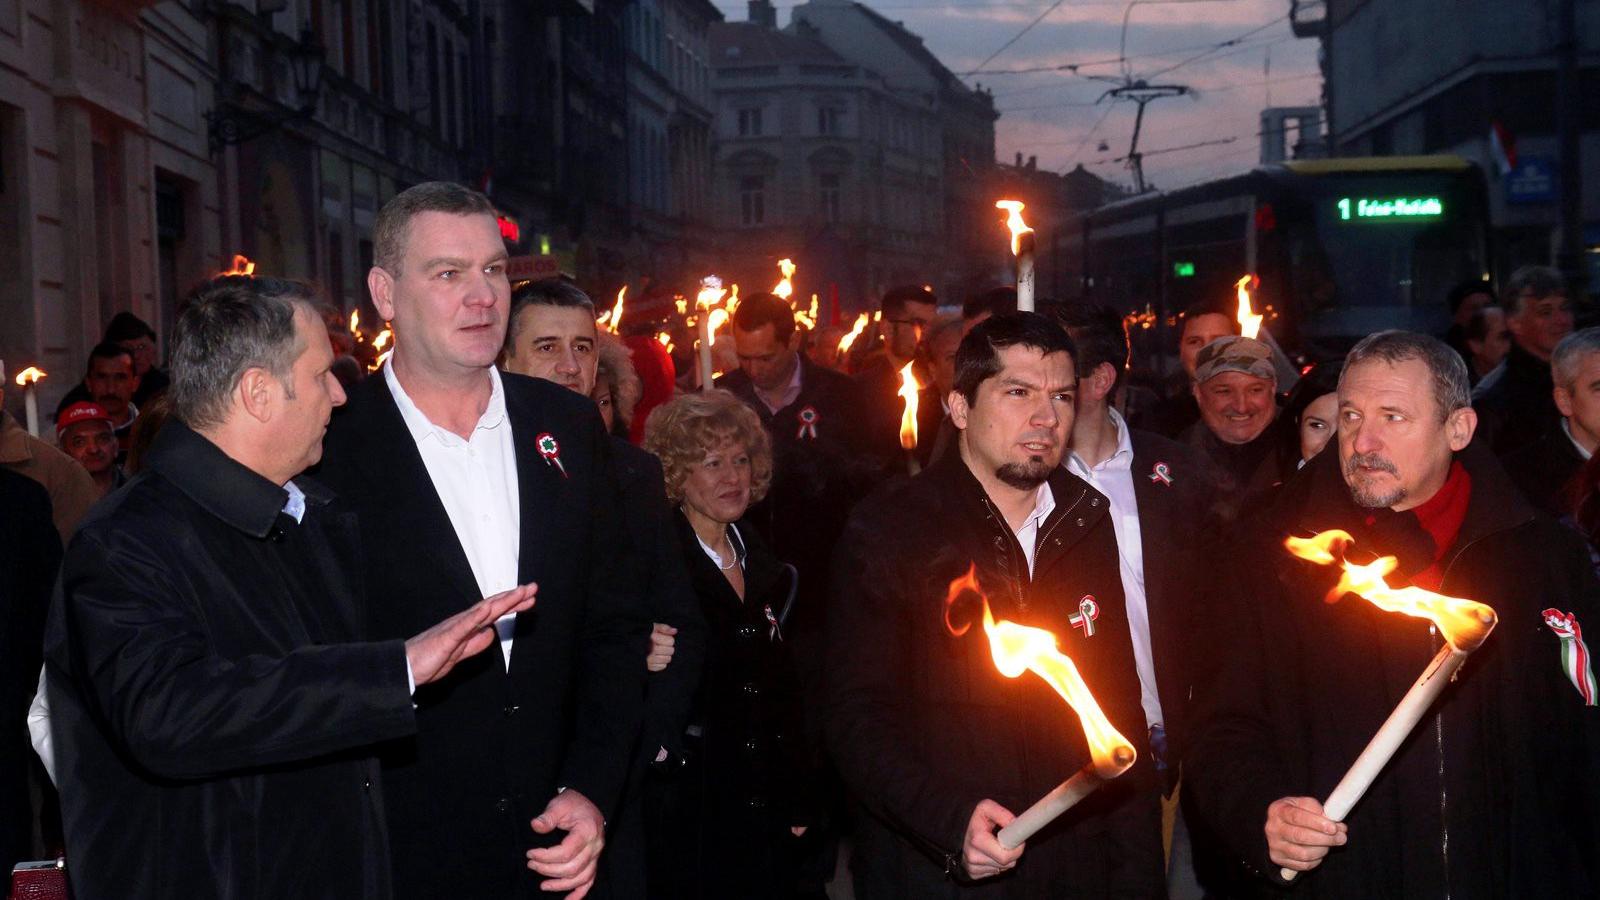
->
[1193,335,1276,384]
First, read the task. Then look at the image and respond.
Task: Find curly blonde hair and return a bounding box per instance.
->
[643,390,773,506]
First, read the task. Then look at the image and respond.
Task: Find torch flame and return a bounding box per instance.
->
[837,313,870,355]
[220,254,256,277]
[995,200,1035,256]
[898,362,920,450]
[349,309,362,338]
[675,295,688,316]
[695,277,727,312]
[1235,275,1262,340]
[656,331,674,351]
[707,308,730,346]
[598,286,626,333]
[14,366,47,387]
[1283,531,1498,652]
[945,565,1136,778]
[808,294,819,321]
[371,328,393,353]
[774,258,797,300]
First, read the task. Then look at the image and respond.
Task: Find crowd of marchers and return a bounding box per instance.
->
[1,181,1597,900]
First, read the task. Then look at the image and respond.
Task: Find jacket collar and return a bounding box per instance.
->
[147,421,329,539]
[923,436,1100,551]
[0,412,34,464]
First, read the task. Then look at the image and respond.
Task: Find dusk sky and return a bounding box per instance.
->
[712,0,1323,192]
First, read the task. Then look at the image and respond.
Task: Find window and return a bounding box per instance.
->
[818,106,841,136]
[737,107,763,137]
[818,173,840,223]
[740,175,765,225]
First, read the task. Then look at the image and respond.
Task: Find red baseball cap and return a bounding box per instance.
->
[56,401,114,440]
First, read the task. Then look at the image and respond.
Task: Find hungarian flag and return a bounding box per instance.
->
[1543,608,1598,706]
[1489,121,1517,177]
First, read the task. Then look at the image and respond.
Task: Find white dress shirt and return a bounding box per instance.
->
[1013,482,1056,579]
[385,364,522,667]
[1066,408,1164,731]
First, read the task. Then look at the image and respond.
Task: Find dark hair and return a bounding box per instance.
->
[373,181,496,274]
[1055,303,1127,390]
[1278,359,1342,471]
[1340,330,1470,423]
[169,275,317,429]
[105,311,157,344]
[731,292,796,344]
[506,277,596,349]
[954,311,1076,406]
[1464,305,1503,343]
[962,286,1017,321]
[86,341,134,373]
[1502,265,1566,316]
[1445,279,1495,316]
[1180,298,1241,334]
[881,284,937,318]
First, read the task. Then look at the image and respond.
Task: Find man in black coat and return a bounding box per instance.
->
[1472,265,1575,455]
[0,468,59,878]
[1186,330,1600,899]
[43,274,534,900]
[717,294,880,667]
[318,183,645,899]
[825,312,1164,898]
[499,276,707,898]
[1503,325,1600,519]
[1060,305,1220,894]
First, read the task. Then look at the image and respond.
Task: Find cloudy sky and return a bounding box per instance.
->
[715,0,1323,191]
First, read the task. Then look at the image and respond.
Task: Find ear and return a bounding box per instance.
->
[948,389,970,430]
[1091,361,1117,402]
[1446,406,1477,452]
[1555,385,1575,419]
[368,266,397,322]
[236,367,276,425]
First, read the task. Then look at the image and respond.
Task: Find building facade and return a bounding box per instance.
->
[709,0,953,312]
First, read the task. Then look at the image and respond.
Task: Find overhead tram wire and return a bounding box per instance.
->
[968,0,1072,74]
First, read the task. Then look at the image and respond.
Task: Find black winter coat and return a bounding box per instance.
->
[1473,342,1561,456]
[1502,423,1587,519]
[1185,443,1600,899]
[44,423,417,900]
[824,449,1164,898]
[646,514,814,898]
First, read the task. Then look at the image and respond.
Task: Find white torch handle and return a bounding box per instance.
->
[1280,643,1466,881]
[697,316,713,391]
[1016,235,1036,313]
[24,387,39,439]
[996,763,1104,850]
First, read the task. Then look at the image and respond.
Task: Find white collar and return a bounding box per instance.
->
[1018,481,1056,534]
[1563,418,1595,461]
[1067,407,1134,474]
[695,521,745,570]
[281,480,307,524]
[384,362,508,446]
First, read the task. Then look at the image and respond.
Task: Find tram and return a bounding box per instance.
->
[1056,155,1493,367]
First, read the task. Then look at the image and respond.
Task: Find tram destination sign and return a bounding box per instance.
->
[1336,196,1445,222]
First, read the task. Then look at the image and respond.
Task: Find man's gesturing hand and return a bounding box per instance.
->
[1266,796,1347,873]
[528,789,605,897]
[645,623,677,672]
[961,799,1024,881]
[405,584,536,686]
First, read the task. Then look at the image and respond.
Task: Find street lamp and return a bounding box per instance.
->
[206,25,325,153]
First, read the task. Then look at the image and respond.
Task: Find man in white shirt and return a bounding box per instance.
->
[1060,304,1220,899]
[319,182,644,900]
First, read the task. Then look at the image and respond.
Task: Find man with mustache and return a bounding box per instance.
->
[824,312,1162,897]
[1185,331,1600,898]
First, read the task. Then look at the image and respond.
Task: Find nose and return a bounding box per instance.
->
[556,347,580,374]
[1031,396,1061,429]
[329,373,348,408]
[1350,419,1382,455]
[463,269,500,308]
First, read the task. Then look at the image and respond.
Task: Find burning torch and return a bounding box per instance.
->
[945,566,1137,849]
[1279,530,1498,882]
[13,366,47,438]
[898,361,921,475]
[695,277,728,391]
[997,201,1036,312]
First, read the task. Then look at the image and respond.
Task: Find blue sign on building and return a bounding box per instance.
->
[1506,156,1556,205]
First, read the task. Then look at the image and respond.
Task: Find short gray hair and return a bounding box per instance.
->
[1340,330,1470,422]
[169,275,316,429]
[1553,327,1600,389]
[373,181,495,274]
[1502,265,1566,316]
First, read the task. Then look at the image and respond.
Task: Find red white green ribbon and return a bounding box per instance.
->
[1542,608,1598,706]
[1069,595,1099,637]
[536,432,568,478]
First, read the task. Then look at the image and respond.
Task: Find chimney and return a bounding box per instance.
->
[1027,155,1037,171]
[749,0,777,28]
[1015,151,1023,167]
